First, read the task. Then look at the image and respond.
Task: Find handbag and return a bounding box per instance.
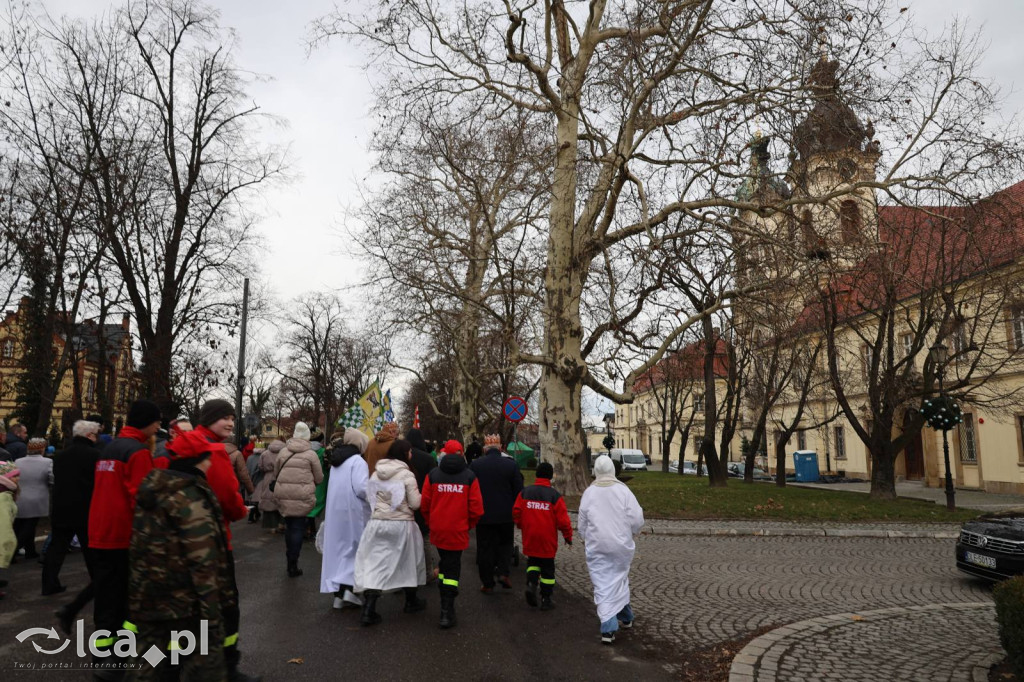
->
[269,451,298,493]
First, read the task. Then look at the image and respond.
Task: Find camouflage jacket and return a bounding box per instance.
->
[128,466,236,625]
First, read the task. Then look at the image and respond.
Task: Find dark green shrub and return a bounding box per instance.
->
[994,576,1024,679]
[525,457,537,468]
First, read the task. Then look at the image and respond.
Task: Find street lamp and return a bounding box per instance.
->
[927,343,956,511]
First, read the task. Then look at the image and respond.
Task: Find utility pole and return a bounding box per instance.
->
[234,278,250,438]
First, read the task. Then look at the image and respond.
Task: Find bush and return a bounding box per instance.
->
[525,457,537,469]
[994,576,1024,678]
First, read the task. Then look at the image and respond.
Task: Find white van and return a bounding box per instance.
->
[608,448,648,472]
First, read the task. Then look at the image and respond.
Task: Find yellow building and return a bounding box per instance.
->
[0,298,140,432]
[614,338,743,470]
[732,56,1024,493]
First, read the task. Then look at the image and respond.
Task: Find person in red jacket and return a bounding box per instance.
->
[88,399,159,678]
[189,399,258,682]
[513,462,573,611]
[420,439,483,629]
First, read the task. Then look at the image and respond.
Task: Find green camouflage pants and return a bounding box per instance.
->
[125,619,225,682]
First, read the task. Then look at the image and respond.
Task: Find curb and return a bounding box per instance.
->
[640,527,960,539]
[728,602,997,682]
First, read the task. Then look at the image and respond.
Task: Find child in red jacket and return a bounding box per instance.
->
[513,462,572,611]
[420,440,484,629]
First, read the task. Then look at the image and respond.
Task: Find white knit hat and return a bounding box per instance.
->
[293,421,311,440]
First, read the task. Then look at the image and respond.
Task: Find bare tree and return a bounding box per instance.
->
[276,293,389,434]
[355,96,547,443]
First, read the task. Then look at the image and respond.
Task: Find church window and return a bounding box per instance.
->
[840,201,861,245]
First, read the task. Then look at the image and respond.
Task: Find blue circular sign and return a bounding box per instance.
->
[503,396,528,423]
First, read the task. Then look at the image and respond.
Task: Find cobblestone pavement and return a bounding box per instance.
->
[638,517,962,538]
[729,603,1001,682]
[552,533,996,677]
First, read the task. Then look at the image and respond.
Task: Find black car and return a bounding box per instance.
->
[956,514,1024,581]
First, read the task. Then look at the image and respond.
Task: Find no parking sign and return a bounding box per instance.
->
[503,396,528,423]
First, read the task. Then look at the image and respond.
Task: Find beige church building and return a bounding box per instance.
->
[616,56,1024,495]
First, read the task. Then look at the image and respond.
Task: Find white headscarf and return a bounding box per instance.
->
[593,455,618,485]
[344,427,370,454]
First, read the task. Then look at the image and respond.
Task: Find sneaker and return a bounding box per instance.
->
[342,590,364,607]
[497,576,512,590]
[619,619,633,629]
[480,586,494,594]
[332,597,344,610]
[601,632,615,645]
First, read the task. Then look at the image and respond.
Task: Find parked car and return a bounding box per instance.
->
[669,460,706,475]
[956,513,1024,581]
[609,448,648,472]
[727,462,772,481]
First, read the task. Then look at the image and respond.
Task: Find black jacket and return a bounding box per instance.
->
[465,440,483,463]
[405,429,438,532]
[329,443,362,468]
[5,432,26,459]
[469,447,524,525]
[51,436,98,528]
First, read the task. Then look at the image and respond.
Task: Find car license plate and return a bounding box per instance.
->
[965,551,997,569]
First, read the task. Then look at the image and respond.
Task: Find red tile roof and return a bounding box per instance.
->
[631,337,730,394]
[794,179,1024,328]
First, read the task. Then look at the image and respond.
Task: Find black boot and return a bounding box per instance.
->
[361,591,382,626]
[525,579,538,607]
[287,559,303,578]
[403,587,426,613]
[439,590,457,629]
[226,650,262,682]
[540,593,555,611]
[54,605,74,635]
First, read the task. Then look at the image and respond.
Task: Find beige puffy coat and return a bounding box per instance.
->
[273,438,324,518]
[368,458,420,522]
[257,441,284,512]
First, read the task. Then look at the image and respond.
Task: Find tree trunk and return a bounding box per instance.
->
[745,415,766,484]
[775,435,788,488]
[700,316,727,487]
[140,328,176,420]
[538,101,589,496]
[869,442,898,500]
[677,431,689,475]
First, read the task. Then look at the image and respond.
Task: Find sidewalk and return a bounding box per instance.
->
[793,480,1024,512]
[639,517,962,539]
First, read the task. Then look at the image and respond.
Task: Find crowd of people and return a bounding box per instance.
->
[0,397,647,680]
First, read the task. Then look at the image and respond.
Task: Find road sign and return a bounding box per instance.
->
[503,396,528,423]
[244,413,259,431]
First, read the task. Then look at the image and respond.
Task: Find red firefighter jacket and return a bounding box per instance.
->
[88,427,154,549]
[513,478,573,559]
[420,454,484,551]
[194,425,247,550]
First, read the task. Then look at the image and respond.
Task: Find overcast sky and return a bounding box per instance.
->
[39,0,1024,415]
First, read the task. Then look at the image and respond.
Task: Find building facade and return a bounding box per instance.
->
[0,298,140,433]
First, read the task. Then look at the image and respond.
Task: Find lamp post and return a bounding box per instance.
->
[928,343,956,511]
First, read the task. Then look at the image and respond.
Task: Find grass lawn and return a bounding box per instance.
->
[523,470,980,523]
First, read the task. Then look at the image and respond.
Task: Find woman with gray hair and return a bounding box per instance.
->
[320,428,372,609]
[13,437,53,561]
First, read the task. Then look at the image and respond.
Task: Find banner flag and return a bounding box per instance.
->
[337,381,383,437]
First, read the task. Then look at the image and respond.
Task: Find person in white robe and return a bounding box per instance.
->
[352,439,426,626]
[320,428,371,609]
[577,454,645,644]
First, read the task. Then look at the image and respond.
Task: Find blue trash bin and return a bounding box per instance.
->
[793,450,820,482]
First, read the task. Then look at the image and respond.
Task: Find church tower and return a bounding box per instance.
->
[788,56,881,267]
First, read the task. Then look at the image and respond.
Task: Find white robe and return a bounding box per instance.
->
[319,455,371,593]
[577,480,645,623]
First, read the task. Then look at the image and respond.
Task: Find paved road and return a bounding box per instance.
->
[0,522,672,681]
[0,519,1001,681]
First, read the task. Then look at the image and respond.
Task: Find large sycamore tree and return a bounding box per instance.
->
[317,0,1018,494]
